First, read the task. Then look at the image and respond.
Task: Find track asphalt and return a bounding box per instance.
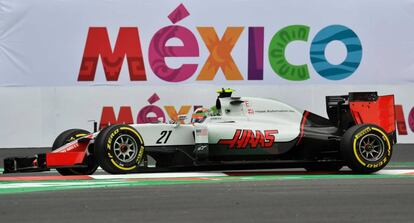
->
[0,144,413,222]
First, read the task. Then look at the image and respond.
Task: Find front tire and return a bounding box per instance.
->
[341,124,392,173]
[94,124,145,174]
[52,129,98,175]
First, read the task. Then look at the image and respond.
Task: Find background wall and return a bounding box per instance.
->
[0,0,413,147]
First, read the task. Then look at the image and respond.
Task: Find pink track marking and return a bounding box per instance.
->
[0,175,93,181]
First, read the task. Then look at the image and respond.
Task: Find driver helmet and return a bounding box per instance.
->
[191,107,209,123]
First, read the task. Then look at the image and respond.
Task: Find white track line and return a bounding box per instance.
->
[91,169,414,180]
[91,172,227,180]
[375,169,414,175]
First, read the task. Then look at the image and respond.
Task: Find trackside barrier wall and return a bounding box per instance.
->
[0,0,414,147]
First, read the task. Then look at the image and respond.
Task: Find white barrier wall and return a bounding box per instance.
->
[0,85,413,147]
[0,0,413,147]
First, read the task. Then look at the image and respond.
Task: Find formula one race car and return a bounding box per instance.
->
[4,89,396,175]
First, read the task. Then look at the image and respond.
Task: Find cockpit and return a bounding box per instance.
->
[190,89,237,124]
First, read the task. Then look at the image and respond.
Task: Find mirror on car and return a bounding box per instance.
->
[174,115,187,127]
[178,115,187,123]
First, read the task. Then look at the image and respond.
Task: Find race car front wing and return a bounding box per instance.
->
[3,137,92,173]
[3,154,49,173]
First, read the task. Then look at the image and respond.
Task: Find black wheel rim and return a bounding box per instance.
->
[358,133,385,162]
[113,134,138,163]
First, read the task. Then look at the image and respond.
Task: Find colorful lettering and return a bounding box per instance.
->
[99,106,134,130]
[269,25,310,81]
[78,27,146,81]
[79,4,364,83]
[310,25,363,80]
[164,105,192,123]
[197,27,244,80]
[248,27,264,80]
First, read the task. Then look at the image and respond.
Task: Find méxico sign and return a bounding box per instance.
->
[1,0,413,86]
[1,0,414,147]
[78,4,362,83]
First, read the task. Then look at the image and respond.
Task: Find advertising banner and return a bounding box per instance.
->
[0,0,413,146]
[0,85,413,147]
[0,0,414,86]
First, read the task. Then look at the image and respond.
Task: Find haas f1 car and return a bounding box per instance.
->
[4,89,396,175]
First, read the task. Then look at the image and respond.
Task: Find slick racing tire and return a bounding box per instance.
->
[341,124,392,174]
[52,129,98,175]
[94,124,145,174]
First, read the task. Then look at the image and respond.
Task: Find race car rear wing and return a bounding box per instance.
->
[326,92,396,140]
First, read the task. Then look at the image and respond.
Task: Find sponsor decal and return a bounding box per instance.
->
[57,141,79,153]
[354,127,371,140]
[218,129,278,149]
[196,145,208,152]
[195,128,208,136]
[107,129,119,149]
[78,4,362,83]
[244,101,254,115]
[366,157,387,169]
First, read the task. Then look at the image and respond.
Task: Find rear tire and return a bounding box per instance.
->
[94,124,145,174]
[52,129,98,175]
[340,124,392,173]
